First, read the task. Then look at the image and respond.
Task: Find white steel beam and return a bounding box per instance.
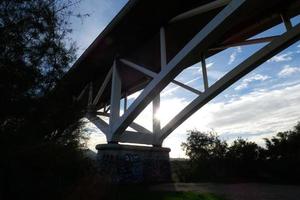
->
[159,23,300,142]
[280,13,292,31]
[109,60,122,141]
[130,122,152,135]
[152,95,161,138]
[104,105,110,113]
[112,0,248,138]
[96,111,152,135]
[120,58,156,77]
[118,131,153,145]
[75,84,88,101]
[96,111,110,117]
[153,27,167,145]
[152,96,160,125]
[92,68,112,105]
[172,79,202,95]
[124,93,127,111]
[209,36,279,51]
[201,54,209,90]
[88,82,93,105]
[86,115,109,135]
[120,58,202,95]
[169,0,231,23]
[160,27,167,68]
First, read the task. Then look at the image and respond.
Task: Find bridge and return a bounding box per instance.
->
[61,0,300,182]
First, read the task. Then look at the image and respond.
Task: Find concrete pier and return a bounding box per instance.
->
[96,144,171,183]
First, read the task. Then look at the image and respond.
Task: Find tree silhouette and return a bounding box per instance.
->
[180,122,300,182]
[264,122,300,161]
[182,130,227,161]
[0,1,93,199]
[226,138,263,162]
[0,0,86,146]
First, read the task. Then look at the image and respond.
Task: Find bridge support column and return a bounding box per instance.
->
[95,144,171,184]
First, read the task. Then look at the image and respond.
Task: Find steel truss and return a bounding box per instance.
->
[77,0,300,146]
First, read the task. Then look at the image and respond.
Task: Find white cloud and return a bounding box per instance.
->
[228,52,237,65]
[207,70,224,81]
[161,77,200,97]
[297,44,300,53]
[187,61,214,72]
[228,46,242,65]
[86,83,300,157]
[205,85,300,137]
[127,90,141,100]
[195,62,224,81]
[268,52,293,62]
[234,74,270,90]
[278,65,300,77]
[206,62,214,68]
[270,80,300,90]
[164,83,300,157]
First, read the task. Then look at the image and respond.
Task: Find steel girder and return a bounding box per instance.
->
[79,0,300,146]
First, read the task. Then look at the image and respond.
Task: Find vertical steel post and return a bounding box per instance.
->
[160,27,167,67]
[124,92,127,112]
[280,13,292,31]
[109,60,122,142]
[153,27,167,145]
[88,82,93,105]
[201,54,209,91]
[103,103,107,113]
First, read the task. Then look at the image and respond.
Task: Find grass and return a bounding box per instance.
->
[116,191,225,200]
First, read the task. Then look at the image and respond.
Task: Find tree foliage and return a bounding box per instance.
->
[226,138,263,162]
[0,1,94,199]
[181,122,300,182]
[0,0,85,146]
[264,122,300,160]
[182,131,227,161]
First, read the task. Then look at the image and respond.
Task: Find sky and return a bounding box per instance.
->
[70,1,300,158]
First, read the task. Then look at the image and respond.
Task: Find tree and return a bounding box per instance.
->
[0,0,85,146]
[264,122,300,161]
[0,1,93,199]
[181,130,227,162]
[180,122,300,183]
[226,138,263,162]
[262,122,300,182]
[181,130,228,180]
[225,138,264,179]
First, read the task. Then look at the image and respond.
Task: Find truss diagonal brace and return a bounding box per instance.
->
[75,84,88,101]
[111,0,248,138]
[130,122,152,135]
[120,58,202,95]
[169,0,230,23]
[92,68,112,105]
[160,23,300,141]
[172,79,202,95]
[118,131,154,145]
[86,114,109,135]
[96,111,152,134]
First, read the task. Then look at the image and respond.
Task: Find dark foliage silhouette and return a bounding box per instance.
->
[0,1,94,200]
[180,122,300,182]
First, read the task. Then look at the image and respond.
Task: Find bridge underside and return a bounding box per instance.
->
[61,0,300,146]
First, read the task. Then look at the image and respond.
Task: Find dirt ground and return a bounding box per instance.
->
[150,183,300,200]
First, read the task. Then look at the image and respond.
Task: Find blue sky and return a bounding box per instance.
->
[70,1,300,158]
